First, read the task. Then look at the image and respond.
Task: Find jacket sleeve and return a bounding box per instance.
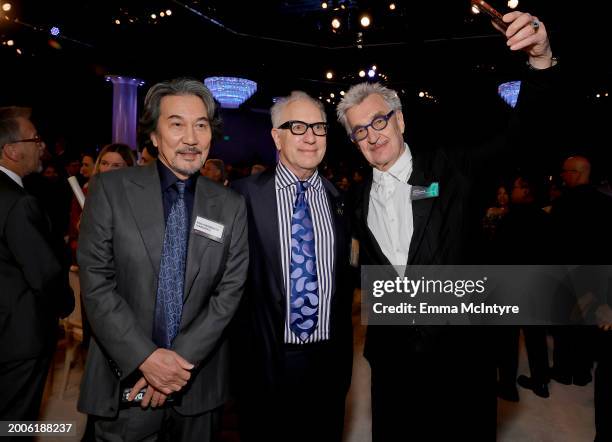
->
[6,195,74,318]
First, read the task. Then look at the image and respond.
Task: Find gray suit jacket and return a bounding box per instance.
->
[77,163,248,417]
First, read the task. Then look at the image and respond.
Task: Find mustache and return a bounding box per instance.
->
[176,147,202,154]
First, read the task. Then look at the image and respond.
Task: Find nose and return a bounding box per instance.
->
[302,126,317,143]
[183,125,197,145]
[366,126,378,144]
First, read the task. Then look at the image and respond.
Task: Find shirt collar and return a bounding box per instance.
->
[372,143,412,185]
[275,161,322,191]
[156,159,198,193]
[0,165,23,188]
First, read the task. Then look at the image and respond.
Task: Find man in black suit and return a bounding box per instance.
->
[0,107,74,423]
[232,91,353,442]
[336,10,556,441]
[77,78,248,441]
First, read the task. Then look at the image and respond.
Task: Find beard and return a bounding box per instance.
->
[165,147,206,177]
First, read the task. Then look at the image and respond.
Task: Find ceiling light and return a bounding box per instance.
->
[2,2,11,12]
[325,71,334,80]
[358,70,366,78]
[322,2,328,8]
[471,5,480,14]
[331,18,341,29]
[367,69,375,78]
[50,26,60,36]
[150,13,157,19]
[360,15,371,27]
[389,3,396,10]
[507,0,519,9]
[204,76,258,109]
[166,9,172,16]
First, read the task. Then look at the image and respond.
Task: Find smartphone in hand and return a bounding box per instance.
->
[471,0,507,31]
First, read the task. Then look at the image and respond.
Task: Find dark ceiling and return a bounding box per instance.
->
[1,0,609,156]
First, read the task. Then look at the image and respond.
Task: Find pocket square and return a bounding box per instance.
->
[411,182,439,200]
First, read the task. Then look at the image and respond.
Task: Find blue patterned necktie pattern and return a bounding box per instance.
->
[289,180,319,341]
[153,181,188,348]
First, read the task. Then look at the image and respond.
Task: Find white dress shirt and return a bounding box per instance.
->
[367,143,413,266]
[0,165,23,188]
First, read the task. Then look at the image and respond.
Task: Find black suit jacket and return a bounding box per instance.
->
[232,169,353,396]
[76,163,249,417]
[0,170,74,363]
[356,67,558,363]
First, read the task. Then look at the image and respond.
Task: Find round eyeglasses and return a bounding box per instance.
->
[277,120,328,137]
[350,110,395,142]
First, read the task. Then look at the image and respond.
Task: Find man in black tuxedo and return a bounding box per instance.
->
[232,91,353,442]
[77,79,248,441]
[336,10,556,441]
[0,107,74,423]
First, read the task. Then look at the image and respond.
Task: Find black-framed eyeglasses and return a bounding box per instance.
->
[350,110,395,142]
[277,120,328,137]
[10,135,44,146]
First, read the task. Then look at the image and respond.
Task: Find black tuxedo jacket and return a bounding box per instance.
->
[0,170,74,363]
[232,169,353,396]
[355,67,559,363]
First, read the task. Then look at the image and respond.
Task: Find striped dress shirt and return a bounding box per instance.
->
[275,162,335,344]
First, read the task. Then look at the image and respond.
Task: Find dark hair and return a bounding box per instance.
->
[0,106,32,157]
[138,78,222,143]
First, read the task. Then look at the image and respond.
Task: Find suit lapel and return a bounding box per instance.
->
[321,178,343,296]
[251,171,285,305]
[407,167,435,264]
[184,177,220,302]
[124,165,164,276]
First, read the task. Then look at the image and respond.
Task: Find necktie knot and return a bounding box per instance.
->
[176,181,186,198]
[296,180,310,195]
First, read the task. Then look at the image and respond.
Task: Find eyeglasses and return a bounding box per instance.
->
[277,120,328,137]
[10,135,44,146]
[350,110,395,142]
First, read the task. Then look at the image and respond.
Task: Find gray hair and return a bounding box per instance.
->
[139,78,221,142]
[0,106,31,158]
[270,91,326,128]
[336,82,402,134]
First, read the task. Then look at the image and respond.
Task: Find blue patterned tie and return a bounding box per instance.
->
[153,181,188,348]
[289,180,319,341]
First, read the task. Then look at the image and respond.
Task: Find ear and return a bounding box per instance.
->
[395,110,405,135]
[150,132,159,148]
[1,143,19,162]
[271,128,282,152]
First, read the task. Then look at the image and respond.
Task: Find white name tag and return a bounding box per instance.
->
[193,216,225,242]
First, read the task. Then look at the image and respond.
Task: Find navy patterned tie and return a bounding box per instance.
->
[153,181,188,348]
[289,180,319,341]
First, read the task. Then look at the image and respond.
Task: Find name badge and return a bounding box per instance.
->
[411,182,439,200]
[193,216,225,242]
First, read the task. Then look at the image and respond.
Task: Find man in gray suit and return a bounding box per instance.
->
[77,78,248,441]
